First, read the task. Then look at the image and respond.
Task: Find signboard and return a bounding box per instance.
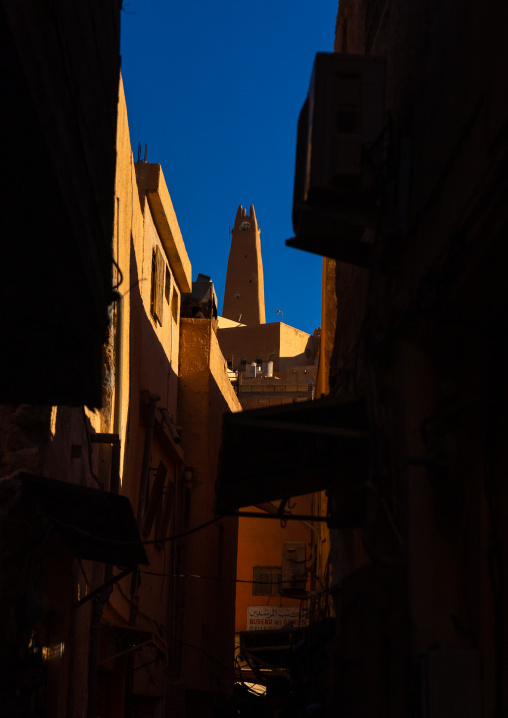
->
[247,606,309,632]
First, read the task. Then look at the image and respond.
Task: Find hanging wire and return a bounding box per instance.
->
[112,258,124,291]
[141,570,289,584]
[77,557,92,590]
[81,407,106,490]
[47,513,222,547]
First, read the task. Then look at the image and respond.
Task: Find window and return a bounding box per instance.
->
[156,481,174,548]
[150,246,165,325]
[165,266,171,304]
[170,287,179,323]
[143,460,174,546]
[252,566,282,597]
[337,104,358,134]
[143,461,167,537]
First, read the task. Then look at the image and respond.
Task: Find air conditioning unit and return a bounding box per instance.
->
[282,542,307,593]
[288,53,386,267]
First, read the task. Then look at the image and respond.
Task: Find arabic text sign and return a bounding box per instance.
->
[247,606,308,631]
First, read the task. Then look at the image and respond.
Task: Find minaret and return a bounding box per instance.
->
[222,204,266,325]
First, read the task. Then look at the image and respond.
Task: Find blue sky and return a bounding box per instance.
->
[121,1,338,335]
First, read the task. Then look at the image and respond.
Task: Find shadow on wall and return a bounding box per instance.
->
[279,335,319,372]
[121,233,180,503]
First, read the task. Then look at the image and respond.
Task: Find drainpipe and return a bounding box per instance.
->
[86,290,123,718]
[113,293,124,443]
[87,298,124,718]
[87,434,121,718]
[316,257,327,398]
[136,393,161,527]
[125,393,160,718]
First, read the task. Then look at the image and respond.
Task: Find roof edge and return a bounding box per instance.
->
[135,163,192,293]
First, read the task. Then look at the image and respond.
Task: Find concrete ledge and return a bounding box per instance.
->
[135,163,192,293]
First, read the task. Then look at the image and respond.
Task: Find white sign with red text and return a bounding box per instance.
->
[246,606,309,631]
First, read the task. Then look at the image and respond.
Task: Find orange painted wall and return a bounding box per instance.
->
[178,318,242,703]
[218,322,318,374]
[235,494,317,633]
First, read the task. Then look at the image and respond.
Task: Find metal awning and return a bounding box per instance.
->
[216,396,370,514]
[17,473,148,568]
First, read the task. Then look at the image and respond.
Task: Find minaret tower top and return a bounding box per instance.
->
[222,204,266,325]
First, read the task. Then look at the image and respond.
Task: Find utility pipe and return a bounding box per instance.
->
[86,433,121,718]
[125,393,159,718]
[113,293,124,448]
[136,393,161,527]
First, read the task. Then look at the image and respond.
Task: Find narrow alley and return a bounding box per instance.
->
[2,1,508,717]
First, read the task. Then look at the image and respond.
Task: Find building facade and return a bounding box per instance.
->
[280,0,508,716]
[216,206,327,690]
[0,1,121,408]
[218,2,508,715]
[0,77,240,718]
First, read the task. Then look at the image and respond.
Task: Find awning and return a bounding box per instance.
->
[16,473,148,568]
[216,396,370,514]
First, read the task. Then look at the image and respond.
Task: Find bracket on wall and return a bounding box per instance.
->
[73,567,133,609]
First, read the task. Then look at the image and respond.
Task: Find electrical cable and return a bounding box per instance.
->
[140,569,335,604]
[81,407,106,490]
[77,557,92,590]
[47,513,222,548]
[112,259,124,291]
[143,514,222,545]
[141,570,286,584]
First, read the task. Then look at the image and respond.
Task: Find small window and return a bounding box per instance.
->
[337,103,358,134]
[156,481,174,548]
[165,267,171,303]
[144,461,176,548]
[252,566,282,597]
[143,461,167,537]
[150,246,165,325]
[240,358,247,366]
[171,288,179,323]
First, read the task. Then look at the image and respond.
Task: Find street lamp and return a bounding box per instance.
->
[275,309,283,323]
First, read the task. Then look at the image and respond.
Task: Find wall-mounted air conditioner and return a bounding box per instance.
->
[282,542,307,593]
[288,53,386,267]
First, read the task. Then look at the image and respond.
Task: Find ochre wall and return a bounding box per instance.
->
[235,495,315,633]
[218,322,318,374]
[237,365,316,410]
[113,74,141,485]
[137,201,180,417]
[316,257,337,398]
[104,79,193,709]
[178,318,241,702]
